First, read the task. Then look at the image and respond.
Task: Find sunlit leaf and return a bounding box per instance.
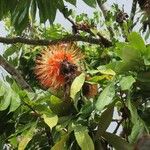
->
[128,32,146,52]
[70,73,85,100]
[74,125,94,150]
[42,113,58,129]
[120,76,136,90]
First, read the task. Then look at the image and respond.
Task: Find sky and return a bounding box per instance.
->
[0,0,132,134]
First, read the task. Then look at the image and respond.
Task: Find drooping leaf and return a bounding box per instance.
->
[120,76,136,91]
[96,106,114,138]
[70,73,86,100]
[127,99,146,143]
[102,132,133,150]
[96,83,115,111]
[74,125,94,150]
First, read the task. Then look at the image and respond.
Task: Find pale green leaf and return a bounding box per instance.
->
[128,32,146,52]
[120,76,136,90]
[42,114,58,129]
[9,93,21,112]
[70,73,85,100]
[74,125,94,150]
[0,90,11,111]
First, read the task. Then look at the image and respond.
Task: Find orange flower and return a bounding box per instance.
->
[35,43,82,89]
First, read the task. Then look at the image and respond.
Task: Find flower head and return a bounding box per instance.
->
[35,43,82,89]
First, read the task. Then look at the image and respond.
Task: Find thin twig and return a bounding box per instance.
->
[113,118,124,134]
[0,35,112,47]
[0,55,33,92]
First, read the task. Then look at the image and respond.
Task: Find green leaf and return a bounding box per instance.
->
[143,46,150,65]
[70,73,86,100]
[51,134,69,150]
[120,76,136,90]
[127,99,146,143]
[18,122,37,150]
[102,132,133,150]
[82,0,97,8]
[42,113,58,129]
[74,125,94,150]
[96,106,114,138]
[65,0,76,6]
[96,83,115,111]
[9,93,21,112]
[0,90,11,111]
[128,32,146,52]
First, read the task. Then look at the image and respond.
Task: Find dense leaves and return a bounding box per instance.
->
[0,0,150,149]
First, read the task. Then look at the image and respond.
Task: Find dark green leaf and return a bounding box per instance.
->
[82,0,97,8]
[96,106,114,138]
[102,132,133,150]
[65,0,76,6]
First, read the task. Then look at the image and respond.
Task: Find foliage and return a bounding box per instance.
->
[0,0,150,150]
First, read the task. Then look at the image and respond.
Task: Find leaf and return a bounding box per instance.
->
[120,76,136,91]
[127,99,145,143]
[99,69,116,76]
[128,32,146,52]
[42,113,58,129]
[143,46,150,65]
[82,0,97,8]
[102,132,133,150]
[96,83,115,111]
[70,73,85,100]
[96,106,114,138]
[18,122,37,150]
[9,93,21,112]
[0,90,11,111]
[65,0,76,6]
[74,125,94,150]
[51,134,69,150]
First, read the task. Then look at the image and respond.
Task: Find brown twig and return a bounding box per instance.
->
[113,118,124,134]
[0,35,112,47]
[0,55,33,92]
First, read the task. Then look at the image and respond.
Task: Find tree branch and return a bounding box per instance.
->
[0,55,33,92]
[0,34,112,47]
